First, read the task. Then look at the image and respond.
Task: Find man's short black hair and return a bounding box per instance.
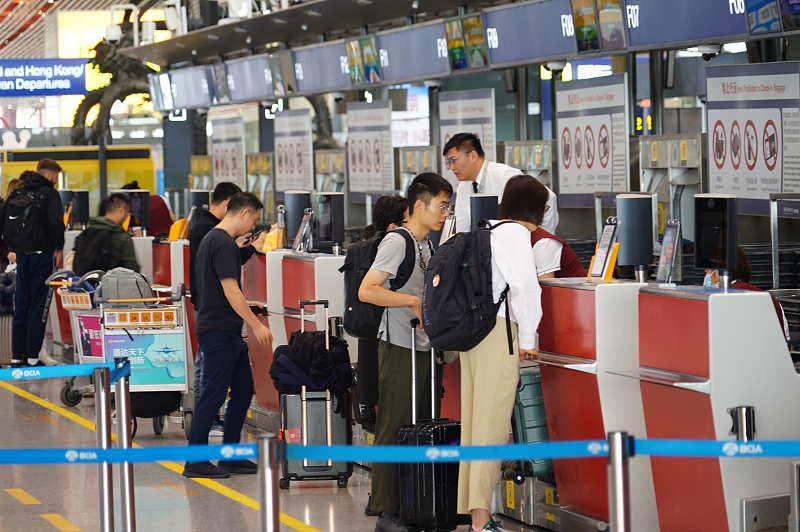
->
[226,192,263,215]
[372,195,408,233]
[101,193,131,217]
[407,173,453,210]
[442,132,485,158]
[211,182,242,205]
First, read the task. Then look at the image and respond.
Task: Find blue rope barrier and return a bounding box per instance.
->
[0,362,119,383]
[2,439,800,467]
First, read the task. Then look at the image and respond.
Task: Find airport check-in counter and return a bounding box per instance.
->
[614,286,800,532]
[498,141,557,188]
[536,278,659,531]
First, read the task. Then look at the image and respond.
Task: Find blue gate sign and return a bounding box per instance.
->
[0,58,88,97]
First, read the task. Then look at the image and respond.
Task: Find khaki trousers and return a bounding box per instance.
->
[457,317,520,514]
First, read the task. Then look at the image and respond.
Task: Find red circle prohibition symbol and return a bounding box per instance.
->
[575,127,583,169]
[745,120,758,172]
[598,125,609,169]
[763,120,779,172]
[584,126,595,169]
[712,120,726,170]
[730,120,741,170]
[561,128,572,169]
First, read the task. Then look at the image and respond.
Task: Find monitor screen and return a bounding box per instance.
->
[571,0,601,52]
[170,67,210,109]
[346,40,365,85]
[269,52,297,96]
[780,0,800,29]
[694,197,735,270]
[206,63,230,105]
[226,55,273,102]
[463,15,489,68]
[444,19,469,71]
[746,0,782,32]
[596,0,628,50]
[317,197,332,241]
[148,74,164,110]
[159,72,174,110]
[360,36,383,84]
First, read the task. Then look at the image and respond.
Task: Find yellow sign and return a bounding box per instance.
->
[650,142,658,164]
[545,486,556,521]
[191,156,212,176]
[505,481,515,510]
[513,146,520,167]
[534,146,542,166]
[680,140,689,165]
[422,150,430,169]
[365,432,374,445]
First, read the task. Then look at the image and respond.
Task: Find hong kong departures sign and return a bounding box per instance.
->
[0,58,88,97]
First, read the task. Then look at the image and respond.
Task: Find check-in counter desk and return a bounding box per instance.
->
[621,286,800,532]
[152,241,171,287]
[537,278,659,531]
[169,240,197,358]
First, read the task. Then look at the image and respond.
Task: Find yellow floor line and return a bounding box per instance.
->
[5,488,41,505]
[0,381,321,532]
[40,513,81,532]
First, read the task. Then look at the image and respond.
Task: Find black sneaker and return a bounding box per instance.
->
[182,461,231,479]
[218,459,257,474]
[374,513,406,532]
[10,361,24,368]
[364,495,381,517]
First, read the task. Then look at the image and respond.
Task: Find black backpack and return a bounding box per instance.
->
[422,220,513,354]
[72,227,114,276]
[3,186,47,254]
[339,229,417,339]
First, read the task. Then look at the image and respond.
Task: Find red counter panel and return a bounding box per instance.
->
[152,243,171,286]
[639,294,709,378]
[282,259,315,310]
[540,366,607,521]
[243,253,267,303]
[641,382,726,532]
[539,286,596,359]
[55,296,74,346]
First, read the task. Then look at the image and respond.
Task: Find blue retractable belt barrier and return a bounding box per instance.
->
[0,362,129,383]
[638,439,800,459]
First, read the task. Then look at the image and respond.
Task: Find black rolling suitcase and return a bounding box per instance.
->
[398,319,468,532]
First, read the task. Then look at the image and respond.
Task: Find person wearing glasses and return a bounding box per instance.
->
[358,173,453,532]
[443,133,559,234]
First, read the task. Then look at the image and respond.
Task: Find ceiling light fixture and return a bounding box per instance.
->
[272,17,287,24]
[304,10,321,16]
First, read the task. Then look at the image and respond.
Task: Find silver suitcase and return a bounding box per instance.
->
[279,300,352,489]
[0,314,11,365]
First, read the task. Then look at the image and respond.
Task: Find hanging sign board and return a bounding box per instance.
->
[706,62,800,217]
[347,100,394,202]
[556,73,630,207]
[439,88,496,190]
[0,58,88,97]
[377,21,451,82]
[293,41,351,94]
[211,118,246,189]
[274,109,313,194]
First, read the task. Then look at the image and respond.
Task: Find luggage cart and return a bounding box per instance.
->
[95,282,189,437]
[47,270,104,407]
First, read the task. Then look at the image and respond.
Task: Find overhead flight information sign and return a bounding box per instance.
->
[706,62,800,217]
[293,41,351,94]
[378,22,451,82]
[626,0,748,49]
[0,58,88,97]
[484,0,578,67]
[226,55,273,103]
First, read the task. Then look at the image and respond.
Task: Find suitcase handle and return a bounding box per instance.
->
[299,300,330,350]
[410,319,437,426]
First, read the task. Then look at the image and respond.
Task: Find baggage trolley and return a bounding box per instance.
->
[95,281,190,437]
[47,270,104,407]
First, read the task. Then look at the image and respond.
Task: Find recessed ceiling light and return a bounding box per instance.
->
[272,18,287,24]
[207,34,219,40]
[304,10,321,17]
[234,27,247,33]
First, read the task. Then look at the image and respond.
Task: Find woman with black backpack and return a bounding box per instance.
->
[457,175,544,532]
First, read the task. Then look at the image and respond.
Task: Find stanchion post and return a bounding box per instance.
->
[258,434,280,532]
[94,366,114,532]
[790,462,800,532]
[608,431,631,532]
[115,359,136,532]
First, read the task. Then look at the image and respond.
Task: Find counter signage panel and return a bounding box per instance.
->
[439,88,496,190]
[626,0,748,48]
[485,0,578,66]
[596,0,628,50]
[745,0,782,32]
[780,0,800,29]
[170,66,210,110]
[705,63,800,216]
[378,23,451,82]
[206,64,230,105]
[270,52,297,96]
[556,73,630,206]
[444,19,469,71]
[226,55,273,103]
[293,41,350,93]
[571,0,601,52]
[347,101,394,198]
[274,109,313,192]
[346,37,382,85]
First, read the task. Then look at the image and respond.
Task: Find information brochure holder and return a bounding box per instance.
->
[587,217,619,283]
[655,219,681,284]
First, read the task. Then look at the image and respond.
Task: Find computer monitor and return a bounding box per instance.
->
[694,194,737,272]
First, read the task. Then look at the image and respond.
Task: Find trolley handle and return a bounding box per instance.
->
[45,269,77,287]
[299,299,329,309]
[98,283,186,305]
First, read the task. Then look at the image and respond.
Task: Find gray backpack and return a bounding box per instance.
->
[96,268,152,308]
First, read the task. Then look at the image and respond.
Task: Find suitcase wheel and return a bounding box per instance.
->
[153,415,166,435]
[337,477,347,489]
[279,478,290,490]
[60,383,82,407]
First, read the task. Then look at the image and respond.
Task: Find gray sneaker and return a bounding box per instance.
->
[469,521,508,532]
[374,513,406,532]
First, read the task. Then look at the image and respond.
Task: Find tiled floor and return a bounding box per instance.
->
[0,359,537,532]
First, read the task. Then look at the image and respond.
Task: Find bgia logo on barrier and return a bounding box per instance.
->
[587,442,609,455]
[65,449,98,462]
[220,445,255,459]
[425,448,460,460]
[722,442,763,456]
[11,368,40,379]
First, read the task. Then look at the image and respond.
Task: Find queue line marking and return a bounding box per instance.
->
[0,380,322,532]
[5,488,41,505]
[40,513,81,531]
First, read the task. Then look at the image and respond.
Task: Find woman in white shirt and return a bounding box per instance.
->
[458,175,544,532]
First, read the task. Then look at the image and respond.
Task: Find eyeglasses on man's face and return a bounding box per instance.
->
[444,151,473,169]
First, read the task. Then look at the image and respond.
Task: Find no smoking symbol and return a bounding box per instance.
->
[745,120,758,172]
[763,120,778,171]
[598,125,609,168]
[731,121,741,170]
[561,128,572,169]
[585,127,596,169]
[712,120,726,170]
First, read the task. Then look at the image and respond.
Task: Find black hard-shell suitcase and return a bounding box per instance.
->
[279,300,353,489]
[398,319,469,532]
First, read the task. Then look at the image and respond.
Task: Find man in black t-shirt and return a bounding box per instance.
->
[183,193,273,479]
[188,182,265,410]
